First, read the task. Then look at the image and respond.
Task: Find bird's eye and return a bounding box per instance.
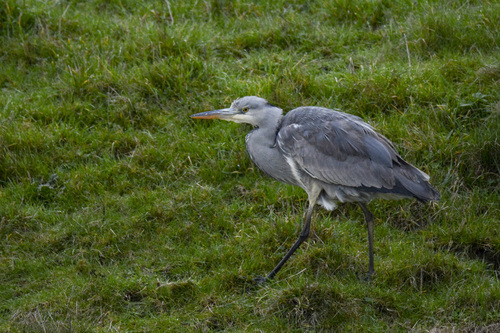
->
[242,107,249,113]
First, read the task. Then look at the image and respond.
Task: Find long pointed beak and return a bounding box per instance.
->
[190,108,237,120]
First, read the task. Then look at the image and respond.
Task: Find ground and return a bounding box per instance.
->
[1,0,499,331]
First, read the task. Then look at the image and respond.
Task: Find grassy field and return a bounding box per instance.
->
[1,0,499,331]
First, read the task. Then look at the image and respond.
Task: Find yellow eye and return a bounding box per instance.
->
[242,107,249,113]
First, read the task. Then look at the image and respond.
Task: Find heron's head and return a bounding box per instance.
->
[190,96,282,127]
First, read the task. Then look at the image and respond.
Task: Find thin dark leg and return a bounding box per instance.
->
[358,203,375,276]
[263,203,315,281]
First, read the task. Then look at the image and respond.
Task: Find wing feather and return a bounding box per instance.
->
[277,107,400,189]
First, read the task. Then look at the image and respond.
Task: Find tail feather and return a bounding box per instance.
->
[396,162,440,202]
[397,174,440,202]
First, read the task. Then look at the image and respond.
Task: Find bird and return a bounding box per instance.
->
[190,96,440,281]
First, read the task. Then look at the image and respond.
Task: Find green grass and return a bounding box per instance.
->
[1,0,499,331]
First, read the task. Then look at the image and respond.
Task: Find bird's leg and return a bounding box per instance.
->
[261,202,315,282]
[357,203,375,277]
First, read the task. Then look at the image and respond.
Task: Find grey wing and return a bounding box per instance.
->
[277,107,404,190]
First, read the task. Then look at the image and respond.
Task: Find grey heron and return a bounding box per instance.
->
[191,96,440,281]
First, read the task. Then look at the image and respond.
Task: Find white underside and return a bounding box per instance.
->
[316,187,410,211]
[318,196,338,210]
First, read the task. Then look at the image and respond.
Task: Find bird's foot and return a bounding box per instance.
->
[253,275,269,285]
[359,271,375,282]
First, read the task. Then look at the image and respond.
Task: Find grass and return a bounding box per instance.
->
[1,0,499,331]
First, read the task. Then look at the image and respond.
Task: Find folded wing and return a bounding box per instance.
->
[277,107,439,201]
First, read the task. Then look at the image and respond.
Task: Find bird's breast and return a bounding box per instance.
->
[245,129,301,187]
